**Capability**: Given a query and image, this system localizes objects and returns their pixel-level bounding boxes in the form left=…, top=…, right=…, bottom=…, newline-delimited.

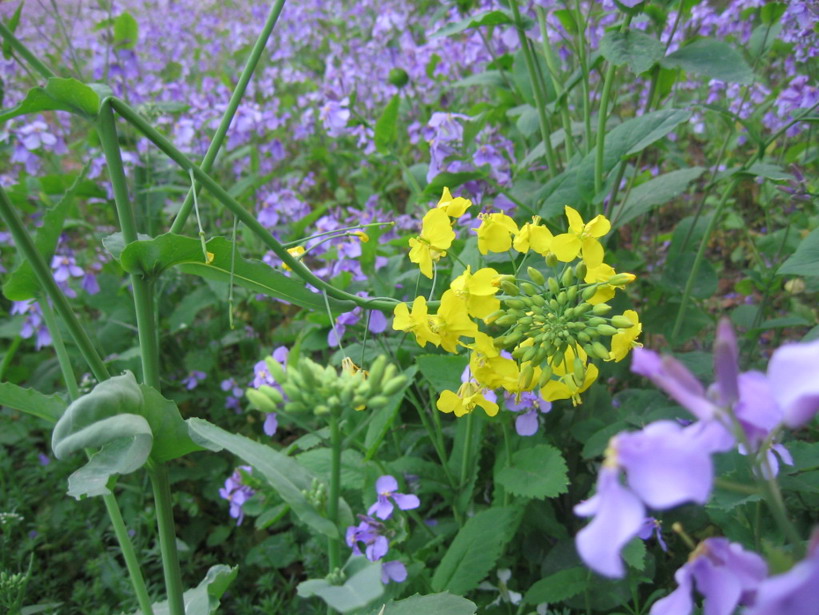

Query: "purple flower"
left=381, top=560, right=407, bottom=584
left=252, top=346, right=289, bottom=389
left=319, top=98, right=351, bottom=137
left=346, top=516, right=389, bottom=561
left=505, top=391, right=552, bottom=436
left=766, top=337, right=819, bottom=429
left=367, top=475, right=420, bottom=520
left=638, top=517, right=668, bottom=552
left=218, top=466, right=255, bottom=526
left=649, top=538, right=767, bottom=615
left=181, top=370, right=206, bottom=390
left=575, top=421, right=731, bottom=578
left=263, top=413, right=278, bottom=437
left=745, top=531, right=819, bottom=615
left=51, top=254, right=84, bottom=283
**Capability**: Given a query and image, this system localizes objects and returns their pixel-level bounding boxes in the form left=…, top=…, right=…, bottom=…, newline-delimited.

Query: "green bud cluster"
left=245, top=354, right=407, bottom=416
left=490, top=262, right=635, bottom=370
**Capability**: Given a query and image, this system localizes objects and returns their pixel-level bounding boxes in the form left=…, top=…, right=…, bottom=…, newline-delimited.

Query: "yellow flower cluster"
left=395, top=190, right=642, bottom=417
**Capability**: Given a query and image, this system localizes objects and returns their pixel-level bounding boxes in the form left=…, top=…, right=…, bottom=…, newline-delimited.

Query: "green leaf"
left=417, top=354, right=469, bottom=393
left=119, top=233, right=354, bottom=313
left=779, top=228, right=819, bottom=277
left=67, top=435, right=150, bottom=499
left=375, top=94, right=400, bottom=153
left=2, top=2, right=24, bottom=60
left=600, top=29, right=664, bottom=74
left=138, top=384, right=203, bottom=463
left=524, top=567, right=590, bottom=604
left=576, top=109, right=691, bottom=202
left=134, top=565, right=238, bottom=615
left=432, top=10, right=514, bottom=38
left=612, top=167, right=705, bottom=229
left=364, top=366, right=417, bottom=459
left=662, top=38, right=753, bottom=84
left=742, top=162, right=793, bottom=181
left=187, top=418, right=339, bottom=538
left=368, top=593, right=477, bottom=615
left=432, top=506, right=522, bottom=594
left=0, top=77, right=101, bottom=123
left=0, top=382, right=65, bottom=424
left=552, top=9, right=578, bottom=35
left=451, top=71, right=507, bottom=89
left=113, top=12, right=138, bottom=49
left=495, top=445, right=569, bottom=499
left=422, top=171, right=487, bottom=197
left=297, top=448, right=364, bottom=491
left=3, top=191, right=75, bottom=301
left=621, top=537, right=646, bottom=571
left=297, top=556, right=383, bottom=613
left=760, top=2, right=787, bottom=26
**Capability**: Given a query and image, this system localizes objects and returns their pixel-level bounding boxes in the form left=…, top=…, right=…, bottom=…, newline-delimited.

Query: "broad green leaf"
left=621, top=537, right=646, bottom=571
left=297, top=448, right=364, bottom=491
left=661, top=38, right=753, bottom=84
left=662, top=252, right=718, bottom=299
left=600, top=29, right=664, bottom=74
left=576, top=109, right=691, bottom=201
left=495, top=444, right=569, bottom=499
left=536, top=169, right=580, bottom=219
left=779, top=228, right=819, bottom=277
left=432, top=10, right=514, bottom=38
left=133, top=565, right=238, bottom=615
left=417, top=354, right=468, bottom=393
left=67, top=435, right=150, bottom=499
left=452, top=71, right=507, bottom=89
left=119, top=233, right=354, bottom=313
left=139, top=384, right=203, bottom=463
left=187, top=418, right=339, bottom=538
left=3, top=190, right=75, bottom=301
left=612, top=167, right=705, bottom=229
left=423, top=171, right=486, bottom=197
left=297, top=556, right=383, bottom=613
left=524, top=567, right=590, bottom=604
left=375, top=94, right=400, bottom=153
left=0, top=78, right=101, bottom=123
left=760, top=2, right=787, bottom=26
left=0, top=382, right=65, bottom=423
left=168, top=285, right=218, bottom=332
left=113, top=12, right=138, bottom=49
left=368, top=593, right=477, bottom=615
left=742, top=162, right=793, bottom=181
left=432, top=506, right=522, bottom=594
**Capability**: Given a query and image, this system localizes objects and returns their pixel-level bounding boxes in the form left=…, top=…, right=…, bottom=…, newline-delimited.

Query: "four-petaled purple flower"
left=367, top=475, right=420, bottom=520
left=218, top=466, right=255, bottom=526
left=181, top=370, right=207, bottom=390
left=504, top=391, right=552, bottom=436
left=345, top=515, right=389, bottom=561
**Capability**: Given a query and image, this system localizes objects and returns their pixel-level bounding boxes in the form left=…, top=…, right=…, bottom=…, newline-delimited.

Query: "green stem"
left=148, top=465, right=185, bottom=615
left=327, top=410, right=342, bottom=575
left=574, top=0, right=593, bottom=155
left=37, top=297, right=80, bottom=401
left=670, top=178, right=739, bottom=343
left=0, top=20, right=56, bottom=79
left=509, top=0, right=558, bottom=178
left=536, top=6, right=574, bottom=160
left=594, top=13, right=633, bottom=201
left=459, top=412, right=475, bottom=488
left=109, top=97, right=399, bottom=312
left=0, top=336, right=22, bottom=382
left=102, top=486, right=156, bottom=615
left=170, top=0, right=287, bottom=233
left=0, top=186, right=109, bottom=382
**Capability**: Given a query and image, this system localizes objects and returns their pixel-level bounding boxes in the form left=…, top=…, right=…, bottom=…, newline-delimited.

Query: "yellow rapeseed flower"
left=392, top=296, right=440, bottom=348
left=467, top=332, right=519, bottom=391
left=283, top=245, right=306, bottom=271
left=609, top=310, right=642, bottom=362
left=408, top=208, right=455, bottom=278
left=474, top=212, right=519, bottom=255
left=551, top=206, right=610, bottom=268
left=540, top=346, right=598, bottom=406
left=432, top=290, right=479, bottom=353
left=450, top=266, right=501, bottom=320
left=437, top=381, right=499, bottom=417
left=436, top=187, right=472, bottom=218
left=513, top=216, right=554, bottom=256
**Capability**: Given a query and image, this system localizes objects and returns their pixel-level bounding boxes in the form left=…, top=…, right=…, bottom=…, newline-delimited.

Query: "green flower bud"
left=485, top=309, right=505, bottom=323
left=246, top=388, right=278, bottom=413
left=581, top=286, right=597, bottom=300
left=265, top=357, right=287, bottom=382
left=281, top=382, right=302, bottom=401
left=368, top=395, right=390, bottom=409
left=284, top=401, right=307, bottom=413
left=388, top=67, right=409, bottom=87
left=610, top=315, right=635, bottom=329
left=545, top=253, right=559, bottom=267
left=567, top=285, right=578, bottom=303
left=367, top=355, right=388, bottom=389
left=596, top=324, right=619, bottom=336
left=557, top=290, right=568, bottom=305
left=592, top=303, right=612, bottom=315
left=527, top=266, right=546, bottom=285
left=258, top=384, right=284, bottom=405
left=547, top=277, right=560, bottom=296
left=591, top=341, right=611, bottom=360
left=608, top=273, right=636, bottom=286
left=538, top=365, right=554, bottom=388
left=519, top=363, right=535, bottom=390
left=501, top=280, right=520, bottom=295
left=575, top=302, right=593, bottom=315
left=574, top=262, right=587, bottom=280
left=561, top=267, right=575, bottom=287
left=549, top=299, right=560, bottom=311
left=382, top=375, right=408, bottom=396
left=521, top=282, right=539, bottom=296
left=504, top=298, right=527, bottom=310
left=530, top=295, right=546, bottom=307
left=494, top=314, right=518, bottom=327
left=314, top=404, right=330, bottom=415
left=577, top=331, right=591, bottom=343
left=588, top=317, right=607, bottom=327
left=573, top=357, right=585, bottom=384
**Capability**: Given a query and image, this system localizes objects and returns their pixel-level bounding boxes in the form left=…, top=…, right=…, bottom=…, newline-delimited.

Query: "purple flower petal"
left=263, top=413, right=278, bottom=436
left=767, top=338, right=819, bottom=428
left=368, top=496, right=395, bottom=520
left=574, top=467, right=645, bottom=578
left=713, top=318, right=740, bottom=406
left=650, top=566, right=694, bottom=615
left=392, top=493, right=420, bottom=511
left=381, top=560, right=407, bottom=584
left=515, top=410, right=539, bottom=436
left=375, top=475, right=398, bottom=494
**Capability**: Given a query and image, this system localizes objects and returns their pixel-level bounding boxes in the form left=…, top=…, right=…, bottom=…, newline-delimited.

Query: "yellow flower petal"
left=551, top=233, right=581, bottom=262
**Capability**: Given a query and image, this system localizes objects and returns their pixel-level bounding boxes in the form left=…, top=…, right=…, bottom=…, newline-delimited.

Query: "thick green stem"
left=148, top=466, right=186, bottom=615
left=509, top=0, right=558, bottom=178
left=536, top=6, right=574, bottom=160
left=0, top=186, right=109, bottom=382
left=0, top=20, right=56, bottom=79
left=0, top=336, right=22, bottom=382
left=574, top=0, right=593, bottom=155
left=109, top=97, right=396, bottom=312
left=327, top=411, right=342, bottom=575
left=593, top=13, right=633, bottom=201
left=459, top=411, right=475, bottom=488
left=170, top=0, right=287, bottom=233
